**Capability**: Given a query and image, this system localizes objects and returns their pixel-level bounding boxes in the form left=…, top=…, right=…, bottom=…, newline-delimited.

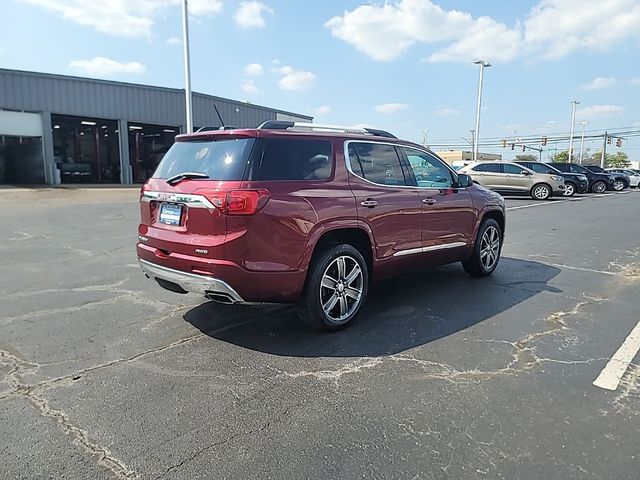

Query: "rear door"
left=346, top=141, right=422, bottom=259
left=401, top=147, right=475, bottom=251
left=468, top=162, right=502, bottom=189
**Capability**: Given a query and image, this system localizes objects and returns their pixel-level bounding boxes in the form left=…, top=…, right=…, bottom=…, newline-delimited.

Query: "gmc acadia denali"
left=138, top=122, right=506, bottom=330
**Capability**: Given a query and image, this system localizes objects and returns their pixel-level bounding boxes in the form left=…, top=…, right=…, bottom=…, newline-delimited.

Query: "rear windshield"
left=152, top=138, right=255, bottom=180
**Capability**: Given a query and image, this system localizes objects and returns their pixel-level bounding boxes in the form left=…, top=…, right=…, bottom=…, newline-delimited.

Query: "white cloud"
left=374, top=103, right=409, bottom=114
left=18, top=0, right=221, bottom=38
left=234, top=1, right=273, bottom=29
left=166, top=36, right=181, bottom=45
left=69, top=57, right=146, bottom=77
left=313, top=106, right=331, bottom=116
left=326, top=0, right=640, bottom=63
left=576, top=104, right=625, bottom=120
left=630, top=78, right=640, bottom=86
left=434, top=107, right=460, bottom=117
left=581, top=77, right=617, bottom=90
left=244, top=63, right=264, bottom=76
left=242, top=79, right=259, bottom=94
left=273, top=66, right=316, bottom=91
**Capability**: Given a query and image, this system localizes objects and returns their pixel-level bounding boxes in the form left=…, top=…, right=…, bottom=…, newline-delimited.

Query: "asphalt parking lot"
left=1, top=188, right=639, bottom=480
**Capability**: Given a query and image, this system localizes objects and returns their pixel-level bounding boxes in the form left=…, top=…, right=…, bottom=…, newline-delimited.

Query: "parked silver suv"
left=459, top=162, right=565, bottom=200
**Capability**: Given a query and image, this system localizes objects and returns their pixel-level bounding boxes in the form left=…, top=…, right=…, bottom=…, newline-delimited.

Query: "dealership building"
left=0, top=68, right=312, bottom=185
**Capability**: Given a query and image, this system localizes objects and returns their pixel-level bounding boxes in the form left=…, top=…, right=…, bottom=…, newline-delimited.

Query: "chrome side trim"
left=141, top=191, right=215, bottom=210
left=393, top=241, right=467, bottom=257
left=139, top=259, right=245, bottom=302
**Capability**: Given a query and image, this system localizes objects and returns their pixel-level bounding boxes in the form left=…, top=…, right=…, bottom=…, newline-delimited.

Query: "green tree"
left=549, top=150, right=569, bottom=163
left=606, top=151, right=630, bottom=168
left=514, top=154, right=537, bottom=162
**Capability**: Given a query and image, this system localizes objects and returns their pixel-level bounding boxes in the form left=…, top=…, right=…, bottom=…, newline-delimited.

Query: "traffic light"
left=522, top=145, right=526, bottom=152
left=607, top=136, right=612, bottom=145
left=616, top=138, right=622, bottom=147
left=541, top=136, right=547, bottom=146
left=502, top=139, right=507, bottom=148
left=511, top=143, right=514, bottom=150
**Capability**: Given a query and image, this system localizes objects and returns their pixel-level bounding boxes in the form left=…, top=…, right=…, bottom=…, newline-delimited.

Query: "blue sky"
left=2, top=0, right=640, bottom=160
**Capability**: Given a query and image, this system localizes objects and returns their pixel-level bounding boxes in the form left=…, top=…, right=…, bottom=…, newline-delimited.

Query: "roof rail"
left=257, top=121, right=397, bottom=138
left=195, top=125, right=239, bottom=132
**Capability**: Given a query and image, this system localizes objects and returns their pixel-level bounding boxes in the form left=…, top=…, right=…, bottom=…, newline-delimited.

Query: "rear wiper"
left=166, top=172, right=209, bottom=185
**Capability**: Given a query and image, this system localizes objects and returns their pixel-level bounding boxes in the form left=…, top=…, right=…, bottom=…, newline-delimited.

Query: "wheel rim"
left=594, top=182, right=605, bottom=193
left=480, top=226, right=501, bottom=271
left=563, top=184, right=575, bottom=196
left=614, top=181, right=624, bottom=191
left=533, top=185, right=549, bottom=199
left=320, top=255, right=364, bottom=323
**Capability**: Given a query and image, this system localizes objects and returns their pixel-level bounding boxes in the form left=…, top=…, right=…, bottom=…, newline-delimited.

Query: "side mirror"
left=521, top=170, right=533, bottom=176
left=455, top=173, right=473, bottom=188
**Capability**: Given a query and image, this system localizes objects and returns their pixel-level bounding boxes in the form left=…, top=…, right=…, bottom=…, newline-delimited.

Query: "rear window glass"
left=152, top=138, right=255, bottom=180
left=472, top=163, right=501, bottom=173
left=252, top=138, right=332, bottom=181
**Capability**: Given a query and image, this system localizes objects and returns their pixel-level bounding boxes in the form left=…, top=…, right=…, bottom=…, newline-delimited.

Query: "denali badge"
left=195, top=249, right=208, bottom=254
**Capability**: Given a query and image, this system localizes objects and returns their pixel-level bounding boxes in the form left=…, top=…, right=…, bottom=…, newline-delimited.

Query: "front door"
left=401, top=147, right=475, bottom=254
left=501, top=163, right=531, bottom=193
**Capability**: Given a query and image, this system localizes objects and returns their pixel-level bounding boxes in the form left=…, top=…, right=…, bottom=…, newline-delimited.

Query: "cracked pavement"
left=1, top=189, right=639, bottom=479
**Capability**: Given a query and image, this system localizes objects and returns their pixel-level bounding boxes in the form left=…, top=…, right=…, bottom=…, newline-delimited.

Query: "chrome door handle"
left=422, top=198, right=437, bottom=205
left=360, top=199, right=378, bottom=208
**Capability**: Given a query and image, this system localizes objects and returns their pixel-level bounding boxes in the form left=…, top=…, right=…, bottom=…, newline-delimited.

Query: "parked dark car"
left=548, top=163, right=616, bottom=193
left=137, top=122, right=506, bottom=330
left=583, top=165, right=629, bottom=191
left=515, top=161, right=588, bottom=196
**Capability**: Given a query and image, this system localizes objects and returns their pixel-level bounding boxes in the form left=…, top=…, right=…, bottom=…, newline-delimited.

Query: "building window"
left=128, top=123, right=179, bottom=183
left=52, top=114, right=121, bottom=184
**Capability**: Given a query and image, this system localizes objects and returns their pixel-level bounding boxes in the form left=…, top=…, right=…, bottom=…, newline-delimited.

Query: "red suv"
left=138, top=122, right=505, bottom=330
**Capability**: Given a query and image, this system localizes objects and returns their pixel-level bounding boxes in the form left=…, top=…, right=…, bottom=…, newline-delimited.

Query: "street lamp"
left=421, top=129, right=429, bottom=148
left=181, top=0, right=193, bottom=133
left=578, top=120, right=589, bottom=164
left=473, top=60, right=491, bottom=162
left=568, top=100, right=580, bottom=162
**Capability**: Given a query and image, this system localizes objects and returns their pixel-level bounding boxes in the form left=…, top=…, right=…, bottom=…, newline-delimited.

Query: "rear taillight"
left=200, top=189, right=270, bottom=216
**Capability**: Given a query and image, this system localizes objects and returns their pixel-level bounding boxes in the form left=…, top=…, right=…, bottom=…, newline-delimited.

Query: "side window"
left=402, top=148, right=452, bottom=188
left=253, top=138, right=332, bottom=181
left=568, top=164, right=583, bottom=174
left=351, top=142, right=408, bottom=186
left=526, top=163, right=549, bottom=174
left=503, top=164, right=526, bottom=174
left=472, top=163, right=501, bottom=173
left=553, top=163, right=568, bottom=172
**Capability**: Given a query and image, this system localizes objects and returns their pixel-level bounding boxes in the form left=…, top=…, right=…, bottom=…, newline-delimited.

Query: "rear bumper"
left=137, top=243, right=305, bottom=303
left=139, top=259, right=247, bottom=304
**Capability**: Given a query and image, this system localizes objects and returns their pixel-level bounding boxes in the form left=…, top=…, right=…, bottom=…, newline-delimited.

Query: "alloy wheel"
left=320, top=255, right=364, bottom=324
left=613, top=180, right=624, bottom=191
left=593, top=182, right=606, bottom=193
left=480, top=226, right=500, bottom=271
left=533, top=185, right=550, bottom=200
left=563, top=183, right=575, bottom=196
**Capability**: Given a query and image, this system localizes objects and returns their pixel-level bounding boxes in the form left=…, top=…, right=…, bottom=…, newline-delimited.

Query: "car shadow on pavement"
left=183, top=257, right=561, bottom=357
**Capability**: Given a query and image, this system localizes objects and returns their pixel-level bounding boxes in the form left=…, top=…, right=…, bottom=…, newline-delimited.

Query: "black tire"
left=563, top=181, right=576, bottom=197
left=462, top=219, right=502, bottom=277
left=530, top=183, right=551, bottom=200
left=296, top=244, right=369, bottom=331
left=591, top=180, right=606, bottom=193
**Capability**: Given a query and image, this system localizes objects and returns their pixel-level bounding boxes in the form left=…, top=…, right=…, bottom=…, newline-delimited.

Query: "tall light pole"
left=578, top=120, right=589, bottom=164
left=421, top=129, right=429, bottom=148
left=181, top=0, right=193, bottom=133
left=473, top=60, right=491, bottom=162
left=568, top=100, right=579, bottom=162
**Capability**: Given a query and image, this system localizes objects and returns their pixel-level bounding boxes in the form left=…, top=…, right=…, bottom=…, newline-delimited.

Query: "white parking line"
left=593, top=319, right=640, bottom=391
left=507, top=201, right=566, bottom=211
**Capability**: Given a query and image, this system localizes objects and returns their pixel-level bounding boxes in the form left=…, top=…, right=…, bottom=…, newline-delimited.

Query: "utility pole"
left=568, top=100, right=579, bottom=162
left=421, top=129, right=429, bottom=148
left=181, top=0, right=193, bottom=133
left=578, top=120, right=589, bottom=164
left=473, top=60, right=491, bottom=162
left=600, top=132, right=607, bottom=168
